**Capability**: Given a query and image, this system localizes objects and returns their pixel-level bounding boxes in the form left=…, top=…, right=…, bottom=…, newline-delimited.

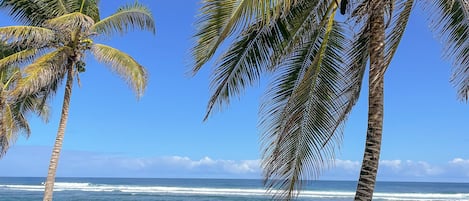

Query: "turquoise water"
left=1, top=177, right=468, bottom=200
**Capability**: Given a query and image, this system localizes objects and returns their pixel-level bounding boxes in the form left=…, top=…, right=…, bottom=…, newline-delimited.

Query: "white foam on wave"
left=0, top=184, right=44, bottom=192
left=53, top=182, right=92, bottom=188
left=1, top=182, right=469, bottom=200
left=373, top=192, right=469, bottom=201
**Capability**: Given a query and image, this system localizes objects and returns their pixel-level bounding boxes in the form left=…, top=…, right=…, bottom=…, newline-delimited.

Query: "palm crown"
left=191, top=0, right=469, bottom=200
left=0, top=1, right=155, bottom=200
left=0, top=0, right=155, bottom=99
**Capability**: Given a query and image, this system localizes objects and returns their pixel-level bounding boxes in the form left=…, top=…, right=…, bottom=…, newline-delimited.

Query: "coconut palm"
left=191, top=0, right=469, bottom=200
left=0, top=43, right=50, bottom=158
left=0, top=1, right=155, bottom=200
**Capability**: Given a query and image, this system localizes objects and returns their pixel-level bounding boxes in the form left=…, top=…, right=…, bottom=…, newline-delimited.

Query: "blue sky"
left=0, top=1, right=468, bottom=182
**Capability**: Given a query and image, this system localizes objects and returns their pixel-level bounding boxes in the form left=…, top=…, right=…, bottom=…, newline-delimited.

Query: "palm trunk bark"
left=354, top=0, right=385, bottom=200
left=43, top=66, right=74, bottom=201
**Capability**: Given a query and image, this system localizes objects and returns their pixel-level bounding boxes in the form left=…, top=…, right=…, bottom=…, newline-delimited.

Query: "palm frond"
left=338, top=21, right=370, bottom=137
left=40, top=0, right=71, bottom=17
left=0, top=0, right=51, bottom=25
left=0, top=101, right=15, bottom=158
left=0, top=48, right=38, bottom=70
left=259, top=0, right=341, bottom=147
left=9, top=68, right=51, bottom=123
left=202, top=16, right=289, bottom=120
left=423, top=0, right=469, bottom=101
left=13, top=89, right=51, bottom=123
left=270, top=0, right=335, bottom=70
left=198, top=0, right=336, bottom=120
left=260, top=9, right=351, bottom=200
left=77, top=0, right=101, bottom=22
left=384, top=0, right=414, bottom=69
left=91, top=2, right=155, bottom=37
left=0, top=26, right=56, bottom=48
left=90, top=44, right=147, bottom=98
left=0, top=67, right=25, bottom=157
left=13, top=47, right=72, bottom=98
left=44, top=12, right=95, bottom=32
left=191, top=0, right=298, bottom=75
left=11, top=110, right=31, bottom=136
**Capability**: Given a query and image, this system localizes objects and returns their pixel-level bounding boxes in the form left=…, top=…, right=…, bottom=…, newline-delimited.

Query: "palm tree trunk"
left=354, top=0, right=385, bottom=200
left=43, top=66, right=74, bottom=201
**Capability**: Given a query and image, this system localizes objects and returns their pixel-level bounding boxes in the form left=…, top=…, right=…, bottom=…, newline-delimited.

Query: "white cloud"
left=160, top=156, right=260, bottom=174
left=380, top=160, right=402, bottom=171
left=334, top=159, right=360, bottom=171
left=1, top=146, right=468, bottom=182
left=326, top=158, right=468, bottom=182
left=449, top=158, right=469, bottom=177
left=450, top=158, right=469, bottom=165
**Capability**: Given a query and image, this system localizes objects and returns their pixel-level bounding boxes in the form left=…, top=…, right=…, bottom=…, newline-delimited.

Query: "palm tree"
left=351, top=0, right=385, bottom=199
left=191, top=0, right=469, bottom=200
left=0, top=1, right=155, bottom=200
left=0, top=43, right=50, bottom=158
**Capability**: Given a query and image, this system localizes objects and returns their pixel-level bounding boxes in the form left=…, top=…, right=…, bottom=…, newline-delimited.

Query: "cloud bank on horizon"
left=1, top=146, right=468, bottom=182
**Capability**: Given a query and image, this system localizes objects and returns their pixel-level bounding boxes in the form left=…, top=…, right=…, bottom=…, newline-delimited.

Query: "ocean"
left=0, top=177, right=468, bottom=201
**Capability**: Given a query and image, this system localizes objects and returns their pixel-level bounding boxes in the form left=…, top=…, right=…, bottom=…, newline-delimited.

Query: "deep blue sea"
left=0, top=177, right=468, bottom=201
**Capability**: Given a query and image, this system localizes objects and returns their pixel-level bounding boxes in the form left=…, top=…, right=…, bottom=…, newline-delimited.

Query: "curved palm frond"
left=334, top=22, right=370, bottom=147
left=0, top=26, right=56, bottom=48
left=40, top=0, right=71, bottom=17
left=74, top=0, right=100, bottom=22
left=0, top=48, right=38, bottom=70
left=260, top=9, right=351, bottom=200
left=0, top=66, right=49, bottom=158
left=423, top=0, right=469, bottom=101
left=269, top=0, right=333, bottom=70
left=90, top=44, right=147, bottom=98
left=0, top=101, right=15, bottom=157
left=44, top=12, right=95, bottom=32
left=13, top=47, right=72, bottom=98
left=0, top=0, right=51, bottom=25
left=198, top=0, right=336, bottom=120
left=7, top=65, right=51, bottom=122
left=191, top=0, right=298, bottom=75
left=75, top=0, right=101, bottom=22
left=259, top=1, right=338, bottom=138
left=384, top=0, right=414, bottom=69
left=91, top=2, right=155, bottom=37
left=14, top=90, right=51, bottom=123
left=202, top=17, right=287, bottom=120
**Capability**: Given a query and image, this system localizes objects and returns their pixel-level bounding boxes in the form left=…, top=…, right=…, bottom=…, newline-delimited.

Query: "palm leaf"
left=191, top=0, right=299, bottom=74
left=44, top=12, right=95, bottom=32
left=260, top=9, right=351, bottom=200
left=19, top=92, right=51, bottom=122
left=0, top=66, right=38, bottom=158
left=90, top=44, right=147, bottom=98
left=0, top=48, right=38, bottom=70
left=199, top=0, right=336, bottom=120
left=269, top=0, right=333, bottom=70
left=0, top=26, right=56, bottom=48
left=74, top=0, right=100, bottom=22
left=13, top=47, right=72, bottom=98
left=202, top=17, right=289, bottom=120
left=0, top=101, right=15, bottom=157
left=336, top=21, right=369, bottom=140
left=259, top=0, right=342, bottom=154
left=9, top=66, right=51, bottom=122
left=91, top=2, right=155, bottom=37
left=40, top=0, right=71, bottom=17
left=0, top=0, right=52, bottom=25
left=384, top=0, right=414, bottom=69
left=423, top=0, right=469, bottom=101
